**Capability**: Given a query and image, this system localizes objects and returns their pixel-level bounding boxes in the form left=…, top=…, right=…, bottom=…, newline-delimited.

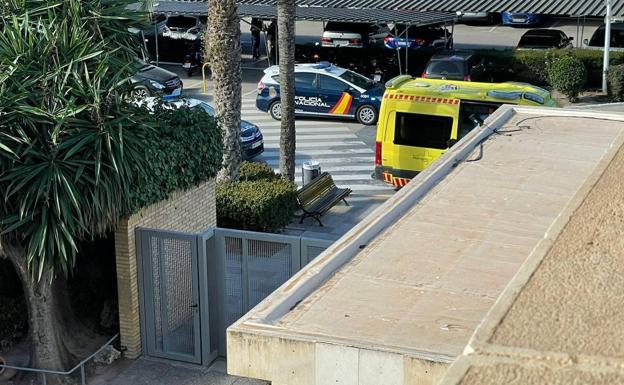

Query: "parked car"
left=143, top=98, right=264, bottom=160
left=257, top=62, right=385, bottom=125
left=517, top=29, right=573, bottom=49
left=422, top=50, right=493, bottom=82
left=131, top=60, right=183, bottom=99
left=321, top=22, right=390, bottom=48
left=162, top=15, right=205, bottom=40
left=502, top=12, right=543, bottom=26
left=390, top=25, right=453, bottom=50
left=584, top=22, right=624, bottom=50
left=456, top=11, right=498, bottom=25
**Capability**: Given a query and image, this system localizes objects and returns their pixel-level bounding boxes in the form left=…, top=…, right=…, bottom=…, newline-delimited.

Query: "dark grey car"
left=131, top=60, right=183, bottom=99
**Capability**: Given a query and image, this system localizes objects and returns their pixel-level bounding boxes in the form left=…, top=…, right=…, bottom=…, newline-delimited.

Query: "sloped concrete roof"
left=438, top=109, right=624, bottom=385
left=227, top=106, right=624, bottom=385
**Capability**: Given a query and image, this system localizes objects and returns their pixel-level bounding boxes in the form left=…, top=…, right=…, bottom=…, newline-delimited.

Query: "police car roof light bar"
left=312, top=61, right=333, bottom=70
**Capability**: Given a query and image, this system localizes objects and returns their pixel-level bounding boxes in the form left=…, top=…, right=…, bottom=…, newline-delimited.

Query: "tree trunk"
left=277, top=0, right=297, bottom=182
left=4, top=242, right=76, bottom=385
left=206, top=0, right=242, bottom=182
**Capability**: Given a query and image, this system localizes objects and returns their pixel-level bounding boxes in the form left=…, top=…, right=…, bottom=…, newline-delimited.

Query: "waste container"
left=302, top=161, right=321, bottom=186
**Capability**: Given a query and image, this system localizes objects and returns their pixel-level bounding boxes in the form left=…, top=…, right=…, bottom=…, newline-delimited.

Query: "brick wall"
left=115, top=179, right=216, bottom=358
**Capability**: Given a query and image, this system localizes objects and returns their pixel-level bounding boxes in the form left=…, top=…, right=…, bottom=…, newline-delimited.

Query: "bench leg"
left=314, top=215, right=324, bottom=227
left=300, top=213, right=307, bottom=224
left=343, top=198, right=350, bottom=207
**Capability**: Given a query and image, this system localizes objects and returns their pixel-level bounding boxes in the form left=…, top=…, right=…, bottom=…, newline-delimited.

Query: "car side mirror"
left=583, top=38, right=589, bottom=45
left=373, top=74, right=382, bottom=82
left=569, top=36, right=574, bottom=41
left=447, top=138, right=458, bottom=148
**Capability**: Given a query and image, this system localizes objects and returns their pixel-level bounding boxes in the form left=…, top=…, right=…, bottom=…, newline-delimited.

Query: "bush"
left=126, top=105, right=223, bottom=214
left=479, top=49, right=624, bottom=88
left=608, top=64, right=624, bottom=101
left=217, top=177, right=298, bottom=232
left=547, top=54, right=587, bottom=102
left=239, top=161, right=279, bottom=182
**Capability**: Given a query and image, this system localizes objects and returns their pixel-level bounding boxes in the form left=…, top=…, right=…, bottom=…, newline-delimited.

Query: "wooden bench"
left=297, top=172, right=352, bottom=226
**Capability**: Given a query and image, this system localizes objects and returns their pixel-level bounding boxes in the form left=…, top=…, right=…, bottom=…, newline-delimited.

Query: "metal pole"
left=80, top=364, right=86, bottom=385
left=576, top=16, right=581, bottom=48
left=154, top=22, right=159, bottom=66
left=406, top=24, right=409, bottom=74
left=603, top=0, right=612, bottom=93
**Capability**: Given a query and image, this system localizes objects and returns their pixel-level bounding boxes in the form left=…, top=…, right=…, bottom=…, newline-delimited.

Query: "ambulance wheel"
left=269, top=101, right=282, bottom=120
left=356, top=105, right=378, bottom=125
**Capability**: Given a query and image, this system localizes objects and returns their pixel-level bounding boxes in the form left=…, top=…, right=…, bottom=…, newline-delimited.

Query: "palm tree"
left=277, top=0, right=297, bottom=182
left=0, top=0, right=150, bottom=379
left=206, top=0, right=242, bottom=182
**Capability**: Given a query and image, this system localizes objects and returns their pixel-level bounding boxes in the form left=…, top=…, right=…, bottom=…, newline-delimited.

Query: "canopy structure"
left=153, top=1, right=456, bottom=26
left=238, top=0, right=624, bottom=17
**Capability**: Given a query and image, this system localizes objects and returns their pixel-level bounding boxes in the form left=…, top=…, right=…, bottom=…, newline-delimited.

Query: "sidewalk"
left=92, top=358, right=267, bottom=385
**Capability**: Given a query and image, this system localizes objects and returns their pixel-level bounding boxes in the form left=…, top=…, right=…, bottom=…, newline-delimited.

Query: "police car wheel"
left=269, top=101, right=282, bottom=120
left=357, top=105, right=377, bottom=125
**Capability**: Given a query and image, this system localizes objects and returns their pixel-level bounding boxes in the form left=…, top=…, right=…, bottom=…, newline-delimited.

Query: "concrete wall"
left=227, top=331, right=448, bottom=385
left=115, top=180, right=217, bottom=358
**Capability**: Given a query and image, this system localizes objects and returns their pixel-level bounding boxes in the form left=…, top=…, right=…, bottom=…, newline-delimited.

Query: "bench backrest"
left=297, top=172, right=336, bottom=211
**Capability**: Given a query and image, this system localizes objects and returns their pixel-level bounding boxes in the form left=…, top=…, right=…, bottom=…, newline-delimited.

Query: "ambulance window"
left=394, top=112, right=453, bottom=150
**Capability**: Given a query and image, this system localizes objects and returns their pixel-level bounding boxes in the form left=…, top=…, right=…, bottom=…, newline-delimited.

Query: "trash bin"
left=302, top=161, right=321, bottom=186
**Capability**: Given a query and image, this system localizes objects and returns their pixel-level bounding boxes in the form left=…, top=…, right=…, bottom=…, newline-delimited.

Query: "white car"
left=321, top=22, right=390, bottom=48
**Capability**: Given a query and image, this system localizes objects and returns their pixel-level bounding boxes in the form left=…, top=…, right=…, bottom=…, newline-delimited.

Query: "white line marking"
left=263, top=141, right=367, bottom=149
left=261, top=148, right=374, bottom=157
left=261, top=134, right=358, bottom=141
left=263, top=156, right=374, bottom=165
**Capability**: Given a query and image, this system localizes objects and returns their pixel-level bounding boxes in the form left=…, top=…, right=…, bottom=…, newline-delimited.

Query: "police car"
left=256, top=62, right=385, bottom=125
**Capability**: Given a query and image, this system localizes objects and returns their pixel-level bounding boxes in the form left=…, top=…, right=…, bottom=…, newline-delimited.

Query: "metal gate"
left=138, top=227, right=334, bottom=361
left=137, top=229, right=202, bottom=364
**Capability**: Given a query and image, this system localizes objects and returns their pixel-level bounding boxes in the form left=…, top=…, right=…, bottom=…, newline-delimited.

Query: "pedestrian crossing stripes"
left=241, top=98, right=394, bottom=196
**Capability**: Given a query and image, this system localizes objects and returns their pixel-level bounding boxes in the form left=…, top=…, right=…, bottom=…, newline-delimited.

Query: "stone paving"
left=92, top=358, right=267, bottom=385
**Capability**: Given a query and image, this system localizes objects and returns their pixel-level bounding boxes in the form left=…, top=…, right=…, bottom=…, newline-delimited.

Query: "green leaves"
left=0, top=0, right=152, bottom=281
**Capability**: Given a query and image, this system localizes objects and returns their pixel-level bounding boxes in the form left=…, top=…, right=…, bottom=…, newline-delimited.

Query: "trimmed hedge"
left=216, top=176, right=298, bottom=232
left=127, top=105, right=223, bottom=214
left=608, top=64, right=624, bottom=101
left=548, top=54, right=587, bottom=102
left=239, top=161, right=280, bottom=182
left=479, top=49, right=624, bottom=88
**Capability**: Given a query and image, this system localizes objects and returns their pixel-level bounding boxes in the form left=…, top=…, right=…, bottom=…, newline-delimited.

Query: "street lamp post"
left=603, top=0, right=612, bottom=93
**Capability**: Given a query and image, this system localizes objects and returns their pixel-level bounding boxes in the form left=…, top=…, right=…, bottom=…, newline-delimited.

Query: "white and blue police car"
left=256, top=62, right=385, bottom=126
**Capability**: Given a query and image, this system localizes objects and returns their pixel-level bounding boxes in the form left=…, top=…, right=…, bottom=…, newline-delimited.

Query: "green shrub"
left=217, top=178, right=298, bottom=232
left=126, top=105, right=223, bottom=214
left=239, top=161, right=279, bottom=182
left=478, top=49, right=624, bottom=88
left=547, top=54, right=587, bottom=102
left=608, top=64, right=624, bottom=102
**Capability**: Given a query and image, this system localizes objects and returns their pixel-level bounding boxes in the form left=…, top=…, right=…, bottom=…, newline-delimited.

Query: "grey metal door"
left=139, top=229, right=202, bottom=364
left=213, top=228, right=301, bottom=355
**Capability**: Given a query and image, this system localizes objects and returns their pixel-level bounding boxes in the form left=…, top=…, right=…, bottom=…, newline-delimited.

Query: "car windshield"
left=339, top=70, right=375, bottom=90
left=325, top=22, right=366, bottom=32
left=519, top=35, right=560, bottom=47
left=589, top=25, right=624, bottom=47
left=426, top=60, right=464, bottom=76
left=167, top=16, right=197, bottom=29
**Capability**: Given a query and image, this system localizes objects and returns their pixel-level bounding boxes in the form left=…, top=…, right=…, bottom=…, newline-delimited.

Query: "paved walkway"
left=92, top=358, right=267, bottom=385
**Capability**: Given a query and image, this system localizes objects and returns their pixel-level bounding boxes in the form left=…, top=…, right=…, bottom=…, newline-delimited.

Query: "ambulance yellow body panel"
left=374, top=76, right=557, bottom=187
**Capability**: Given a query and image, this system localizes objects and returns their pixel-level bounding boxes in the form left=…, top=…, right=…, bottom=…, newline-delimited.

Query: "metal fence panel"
left=138, top=229, right=202, bottom=364
left=301, top=237, right=334, bottom=266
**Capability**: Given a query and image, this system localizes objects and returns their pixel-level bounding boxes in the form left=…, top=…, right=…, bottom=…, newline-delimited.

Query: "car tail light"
left=321, top=37, right=332, bottom=43
left=375, top=141, right=382, bottom=166
left=421, top=72, right=427, bottom=78
left=414, top=38, right=426, bottom=46
left=257, top=80, right=266, bottom=94
left=464, top=75, right=471, bottom=81
left=350, top=38, right=361, bottom=45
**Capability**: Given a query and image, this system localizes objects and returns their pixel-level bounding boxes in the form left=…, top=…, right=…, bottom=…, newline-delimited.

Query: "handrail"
left=0, top=333, right=119, bottom=385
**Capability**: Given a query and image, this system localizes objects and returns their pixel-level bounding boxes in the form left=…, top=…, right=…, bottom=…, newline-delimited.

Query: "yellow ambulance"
left=374, top=76, right=557, bottom=187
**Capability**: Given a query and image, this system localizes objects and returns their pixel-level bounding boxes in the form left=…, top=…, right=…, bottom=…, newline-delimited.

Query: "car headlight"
left=150, top=80, right=165, bottom=90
